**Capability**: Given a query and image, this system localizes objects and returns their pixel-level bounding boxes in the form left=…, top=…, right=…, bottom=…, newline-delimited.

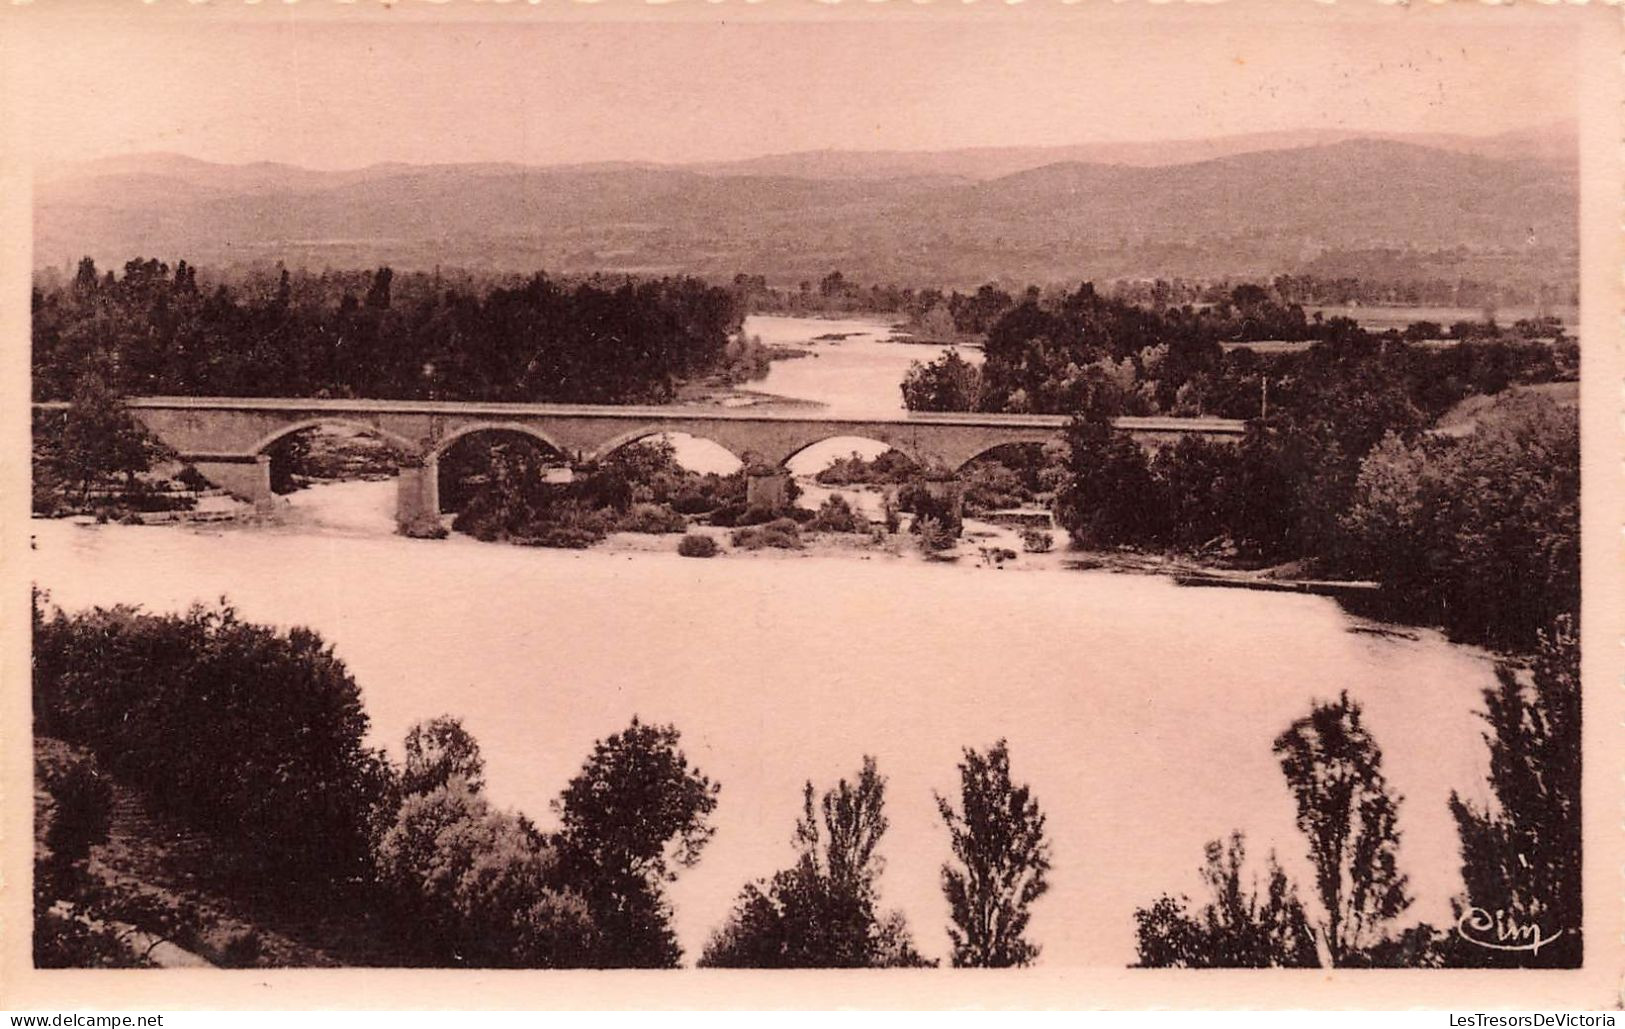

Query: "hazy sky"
left=9, top=4, right=1581, bottom=169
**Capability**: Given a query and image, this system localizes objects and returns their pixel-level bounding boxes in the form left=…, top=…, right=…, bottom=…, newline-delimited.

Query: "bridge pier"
left=193, top=455, right=276, bottom=514
left=745, top=464, right=791, bottom=513
left=396, top=456, right=443, bottom=537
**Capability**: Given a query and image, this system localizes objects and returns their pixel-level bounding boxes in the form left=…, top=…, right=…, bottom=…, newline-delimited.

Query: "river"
left=30, top=314, right=1499, bottom=968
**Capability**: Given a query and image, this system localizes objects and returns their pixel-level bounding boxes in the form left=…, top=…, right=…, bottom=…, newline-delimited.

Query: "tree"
left=1342, top=393, right=1578, bottom=650
left=900, top=349, right=983, bottom=412
left=1053, top=413, right=1157, bottom=548
left=376, top=777, right=599, bottom=967
left=554, top=717, right=719, bottom=967
left=50, top=376, right=165, bottom=503
left=32, top=598, right=390, bottom=888
left=401, top=716, right=486, bottom=797
left=1273, top=693, right=1411, bottom=965
left=1447, top=616, right=1581, bottom=967
left=1134, top=833, right=1317, bottom=968
left=701, top=757, right=932, bottom=968
left=935, top=740, right=1051, bottom=967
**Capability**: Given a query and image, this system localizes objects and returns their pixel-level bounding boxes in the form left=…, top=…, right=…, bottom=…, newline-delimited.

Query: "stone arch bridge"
left=62, top=397, right=1246, bottom=535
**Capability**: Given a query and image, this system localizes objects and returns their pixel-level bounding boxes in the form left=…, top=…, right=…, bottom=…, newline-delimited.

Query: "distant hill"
left=690, top=122, right=1578, bottom=181
left=34, top=124, right=1577, bottom=288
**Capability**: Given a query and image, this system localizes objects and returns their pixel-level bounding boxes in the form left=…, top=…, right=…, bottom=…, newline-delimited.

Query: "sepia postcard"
left=1, top=0, right=1621, bottom=1011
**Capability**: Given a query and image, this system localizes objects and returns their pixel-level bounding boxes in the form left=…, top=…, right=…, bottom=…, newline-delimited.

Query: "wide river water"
left=31, top=315, right=1498, bottom=967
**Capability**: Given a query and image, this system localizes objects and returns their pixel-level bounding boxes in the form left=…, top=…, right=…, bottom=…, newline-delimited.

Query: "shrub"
left=960, top=461, right=1031, bottom=514
left=217, top=930, right=264, bottom=969
left=730, top=522, right=803, bottom=550
left=518, top=525, right=603, bottom=550
left=671, top=492, right=716, bottom=515
left=915, top=516, right=957, bottom=555
left=677, top=533, right=720, bottom=558
left=707, top=503, right=745, bottom=528
left=1021, top=530, right=1054, bottom=553
left=807, top=494, right=864, bottom=534
left=175, top=464, right=211, bottom=492
left=978, top=547, right=1017, bottom=566
left=617, top=503, right=687, bottom=535
left=815, top=450, right=918, bottom=486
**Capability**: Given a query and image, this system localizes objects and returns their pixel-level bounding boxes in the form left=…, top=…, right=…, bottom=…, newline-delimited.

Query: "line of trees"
left=726, top=270, right=1576, bottom=335
left=901, top=283, right=1575, bottom=420
left=32, top=596, right=1054, bottom=969
left=1136, top=618, right=1580, bottom=968
left=900, top=282, right=1579, bottom=654
left=33, top=257, right=745, bottom=404
left=1049, top=383, right=1577, bottom=653
left=35, top=592, right=1577, bottom=970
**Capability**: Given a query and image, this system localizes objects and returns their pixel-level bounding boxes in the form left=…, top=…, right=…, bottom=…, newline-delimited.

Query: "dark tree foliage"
left=32, top=595, right=391, bottom=890
left=1134, top=833, right=1317, bottom=968
left=32, top=376, right=171, bottom=512
left=1138, top=695, right=1428, bottom=968
left=1446, top=617, right=1581, bottom=967
left=900, top=349, right=984, bottom=412
left=700, top=757, right=933, bottom=968
left=1273, top=693, right=1411, bottom=966
left=33, top=746, right=157, bottom=968
left=936, top=740, right=1051, bottom=967
left=401, top=715, right=487, bottom=798
left=375, top=775, right=599, bottom=968
left=554, top=717, right=720, bottom=968
left=1343, top=393, right=1579, bottom=650
left=1052, top=414, right=1160, bottom=549
left=33, top=258, right=743, bottom=405
left=919, top=280, right=1574, bottom=640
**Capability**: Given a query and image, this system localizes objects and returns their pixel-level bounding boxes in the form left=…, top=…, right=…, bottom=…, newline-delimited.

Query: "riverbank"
left=44, top=475, right=1380, bottom=603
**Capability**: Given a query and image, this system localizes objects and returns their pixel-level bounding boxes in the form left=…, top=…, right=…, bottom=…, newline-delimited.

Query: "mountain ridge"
left=34, top=125, right=1578, bottom=289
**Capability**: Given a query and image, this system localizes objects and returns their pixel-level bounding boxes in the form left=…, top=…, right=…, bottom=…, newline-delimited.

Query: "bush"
left=518, top=524, right=604, bottom=550
left=815, top=450, right=918, bottom=487
left=176, top=464, right=211, bottom=492
left=677, top=533, right=720, bottom=558
left=217, top=929, right=264, bottom=969
left=671, top=492, right=716, bottom=515
left=898, top=481, right=963, bottom=537
left=1021, top=530, right=1054, bottom=553
left=730, top=522, right=803, bottom=550
left=807, top=494, right=864, bottom=534
left=707, top=503, right=745, bottom=528
left=961, top=461, right=1032, bottom=514
left=617, top=503, right=687, bottom=535
left=915, top=516, right=957, bottom=555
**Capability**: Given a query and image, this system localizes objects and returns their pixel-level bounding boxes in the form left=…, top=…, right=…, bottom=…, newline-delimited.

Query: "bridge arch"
left=429, top=422, right=570, bottom=463
left=248, top=418, right=423, bottom=461
left=951, top=436, right=1060, bottom=473
left=585, top=427, right=747, bottom=468
left=778, top=435, right=929, bottom=475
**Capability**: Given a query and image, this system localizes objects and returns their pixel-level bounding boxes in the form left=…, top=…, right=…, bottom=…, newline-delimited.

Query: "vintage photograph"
left=4, top=0, right=1615, bottom=1006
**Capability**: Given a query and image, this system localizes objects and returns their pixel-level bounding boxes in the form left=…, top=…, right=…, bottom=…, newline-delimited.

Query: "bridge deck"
left=37, top=396, right=1248, bottom=435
